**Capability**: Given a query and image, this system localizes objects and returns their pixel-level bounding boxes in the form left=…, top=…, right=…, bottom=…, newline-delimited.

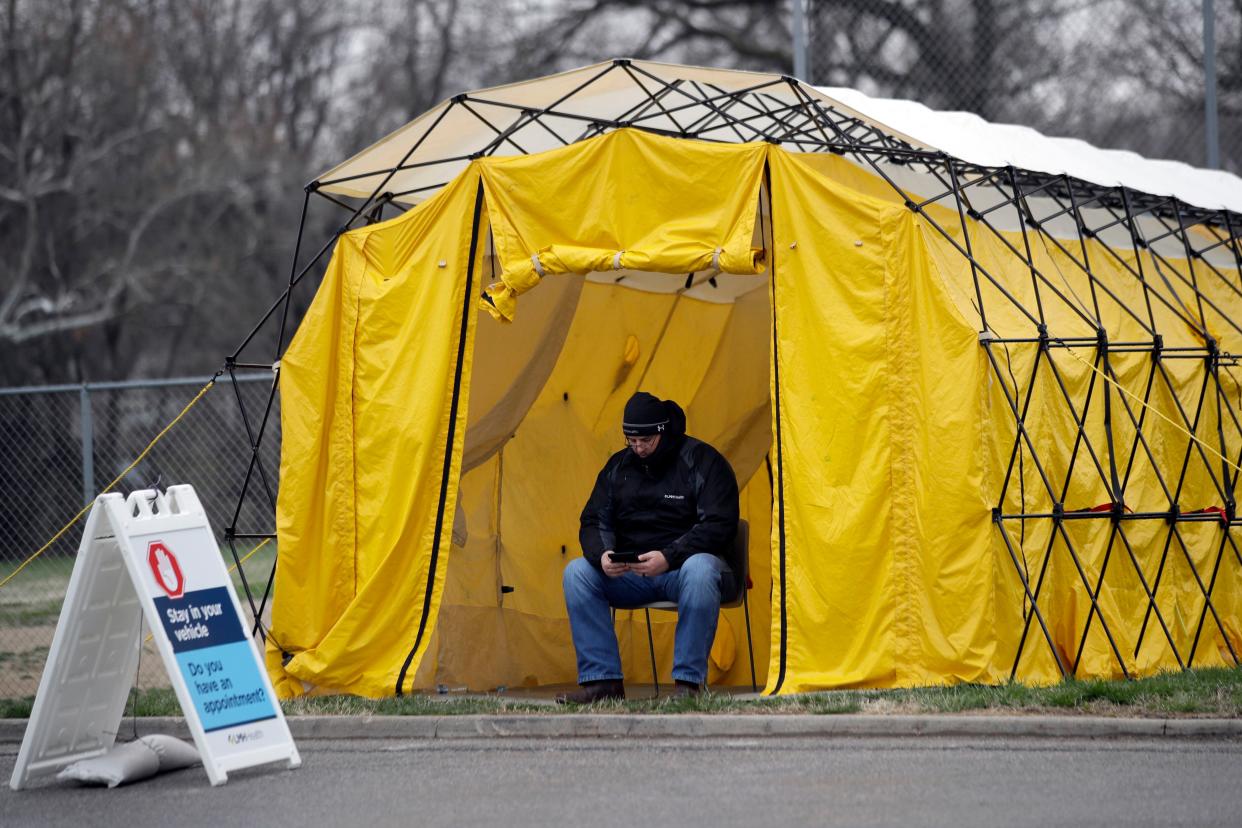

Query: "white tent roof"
left=818, top=86, right=1242, bottom=215
left=318, top=59, right=1242, bottom=216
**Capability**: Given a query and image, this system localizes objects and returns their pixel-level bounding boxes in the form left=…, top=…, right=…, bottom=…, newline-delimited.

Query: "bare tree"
left=493, top=0, right=791, bottom=83
left=0, top=0, right=1235, bottom=386
left=0, top=0, right=351, bottom=384
left=1095, top=0, right=1242, bottom=169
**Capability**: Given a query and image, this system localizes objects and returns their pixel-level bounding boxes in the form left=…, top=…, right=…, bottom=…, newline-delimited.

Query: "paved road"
left=4, top=735, right=1240, bottom=827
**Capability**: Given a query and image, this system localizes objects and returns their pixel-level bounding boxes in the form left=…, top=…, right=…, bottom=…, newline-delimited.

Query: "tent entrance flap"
left=269, top=169, right=487, bottom=699
left=476, top=129, right=769, bottom=322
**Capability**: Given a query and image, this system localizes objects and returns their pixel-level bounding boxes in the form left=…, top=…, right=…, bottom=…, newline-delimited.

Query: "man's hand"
left=601, top=551, right=627, bottom=578
left=631, top=550, right=669, bottom=577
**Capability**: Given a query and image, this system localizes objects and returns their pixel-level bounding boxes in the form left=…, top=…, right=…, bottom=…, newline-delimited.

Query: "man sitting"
left=558, top=391, right=739, bottom=703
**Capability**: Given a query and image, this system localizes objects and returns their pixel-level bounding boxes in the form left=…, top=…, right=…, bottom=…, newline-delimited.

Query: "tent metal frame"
left=216, top=60, right=1242, bottom=693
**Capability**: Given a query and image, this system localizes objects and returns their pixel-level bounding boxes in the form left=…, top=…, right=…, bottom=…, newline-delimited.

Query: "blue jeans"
left=562, top=553, right=732, bottom=685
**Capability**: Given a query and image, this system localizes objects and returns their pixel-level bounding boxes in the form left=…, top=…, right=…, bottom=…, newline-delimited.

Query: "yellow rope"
left=1023, top=217, right=1233, bottom=475
left=1060, top=346, right=1242, bottom=476
left=226, top=537, right=271, bottom=576
left=0, top=378, right=217, bottom=591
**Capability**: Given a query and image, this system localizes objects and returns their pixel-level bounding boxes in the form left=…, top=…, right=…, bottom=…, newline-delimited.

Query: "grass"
left=0, top=687, right=183, bottom=719
left=824, top=672, right=1234, bottom=716
left=11, top=669, right=1237, bottom=720
left=0, top=543, right=275, bottom=594
left=226, top=542, right=276, bottom=608
left=0, top=600, right=63, bottom=626
left=279, top=689, right=865, bottom=717
left=0, top=555, right=76, bottom=623
left=0, top=542, right=275, bottom=703
left=0, top=543, right=275, bottom=623
left=277, top=668, right=1241, bottom=718
left=0, top=554, right=76, bottom=585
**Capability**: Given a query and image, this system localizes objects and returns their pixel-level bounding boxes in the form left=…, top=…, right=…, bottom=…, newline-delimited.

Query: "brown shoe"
left=673, top=680, right=703, bottom=698
left=555, top=679, right=625, bottom=705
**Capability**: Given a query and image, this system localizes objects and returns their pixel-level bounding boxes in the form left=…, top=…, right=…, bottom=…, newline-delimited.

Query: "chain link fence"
left=0, top=375, right=279, bottom=700
left=805, top=0, right=1241, bottom=172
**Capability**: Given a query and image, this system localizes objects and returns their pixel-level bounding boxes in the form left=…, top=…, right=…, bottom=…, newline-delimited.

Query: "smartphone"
left=608, top=551, right=642, bottom=564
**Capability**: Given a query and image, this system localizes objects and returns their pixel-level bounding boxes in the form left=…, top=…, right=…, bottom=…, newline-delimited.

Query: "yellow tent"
left=256, top=62, right=1242, bottom=699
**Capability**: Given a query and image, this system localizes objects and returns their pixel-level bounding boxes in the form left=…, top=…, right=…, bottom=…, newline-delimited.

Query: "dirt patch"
left=0, top=602, right=272, bottom=700
left=0, top=623, right=171, bottom=698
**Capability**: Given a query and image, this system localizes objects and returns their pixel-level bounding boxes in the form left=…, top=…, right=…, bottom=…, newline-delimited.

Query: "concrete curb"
left=3, top=714, right=1240, bottom=744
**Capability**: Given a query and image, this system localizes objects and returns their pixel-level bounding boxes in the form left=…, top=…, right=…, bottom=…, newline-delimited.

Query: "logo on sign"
left=227, top=728, right=265, bottom=745
left=148, top=541, right=185, bottom=599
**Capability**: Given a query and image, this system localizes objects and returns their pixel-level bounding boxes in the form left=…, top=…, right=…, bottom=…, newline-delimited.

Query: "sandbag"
left=56, top=735, right=201, bottom=788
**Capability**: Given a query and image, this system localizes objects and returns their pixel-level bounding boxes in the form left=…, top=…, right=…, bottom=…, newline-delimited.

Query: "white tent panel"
left=817, top=86, right=1242, bottom=214
left=318, top=61, right=801, bottom=202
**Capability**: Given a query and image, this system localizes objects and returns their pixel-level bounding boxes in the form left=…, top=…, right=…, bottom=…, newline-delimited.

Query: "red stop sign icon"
left=147, top=541, right=185, bottom=599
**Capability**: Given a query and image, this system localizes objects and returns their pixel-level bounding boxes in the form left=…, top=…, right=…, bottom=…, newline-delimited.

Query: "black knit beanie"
left=622, top=391, right=669, bottom=436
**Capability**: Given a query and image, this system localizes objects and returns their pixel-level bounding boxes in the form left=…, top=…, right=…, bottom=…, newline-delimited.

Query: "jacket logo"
left=663, top=494, right=685, bottom=500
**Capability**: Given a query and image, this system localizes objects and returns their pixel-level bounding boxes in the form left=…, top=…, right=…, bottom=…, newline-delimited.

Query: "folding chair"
left=632, top=519, right=757, bottom=696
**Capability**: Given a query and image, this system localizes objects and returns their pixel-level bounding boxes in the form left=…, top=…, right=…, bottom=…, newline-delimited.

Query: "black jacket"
left=579, top=409, right=739, bottom=573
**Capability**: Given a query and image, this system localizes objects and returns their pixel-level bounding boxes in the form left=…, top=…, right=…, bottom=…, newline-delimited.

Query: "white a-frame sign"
left=11, top=486, right=300, bottom=789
